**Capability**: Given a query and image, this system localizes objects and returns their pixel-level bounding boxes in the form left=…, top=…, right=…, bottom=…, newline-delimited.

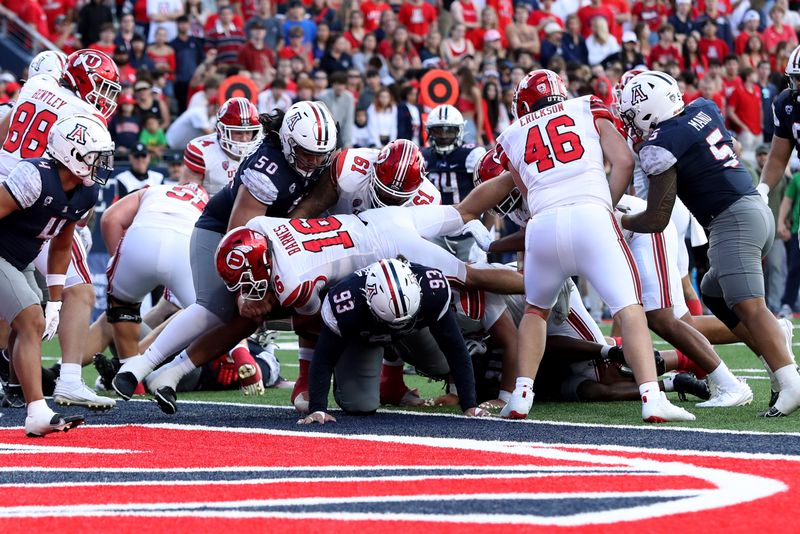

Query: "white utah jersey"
left=130, top=183, right=209, bottom=235
left=496, top=96, right=615, bottom=216
left=0, top=75, right=103, bottom=178
left=330, top=147, right=441, bottom=215
left=183, top=133, right=241, bottom=196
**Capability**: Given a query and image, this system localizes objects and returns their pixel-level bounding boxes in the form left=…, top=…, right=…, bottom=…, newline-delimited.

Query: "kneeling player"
left=298, top=258, right=486, bottom=424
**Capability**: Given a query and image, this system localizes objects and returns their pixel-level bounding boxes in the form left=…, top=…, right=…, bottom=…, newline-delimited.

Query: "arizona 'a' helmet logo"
left=66, top=124, right=88, bottom=145
left=630, top=84, right=648, bottom=105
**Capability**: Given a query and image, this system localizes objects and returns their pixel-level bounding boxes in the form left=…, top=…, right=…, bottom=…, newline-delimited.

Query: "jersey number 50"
left=524, top=116, right=585, bottom=173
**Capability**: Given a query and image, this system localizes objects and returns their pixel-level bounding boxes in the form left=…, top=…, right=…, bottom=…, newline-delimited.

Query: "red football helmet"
left=513, top=69, right=568, bottom=120
left=611, top=68, right=647, bottom=119
left=473, top=147, right=522, bottom=217
left=215, top=227, right=271, bottom=301
left=370, top=139, right=426, bottom=207
left=62, top=49, right=121, bottom=119
left=216, top=97, right=263, bottom=159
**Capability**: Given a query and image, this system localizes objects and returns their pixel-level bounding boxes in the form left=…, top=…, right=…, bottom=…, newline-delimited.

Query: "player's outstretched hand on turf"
left=464, top=407, right=489, bottom=417
left=298, top=411, right=337, bottom=425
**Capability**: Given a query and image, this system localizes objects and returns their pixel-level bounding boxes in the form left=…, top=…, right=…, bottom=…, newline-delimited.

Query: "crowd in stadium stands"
left=5, top=0, right=800, bottom=316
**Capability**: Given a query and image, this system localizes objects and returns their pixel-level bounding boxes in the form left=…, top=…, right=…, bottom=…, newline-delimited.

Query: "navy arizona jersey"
left=196, top=142, right=310, bottom=234
left=772, top=88, right=800, bottom=151
left=0, top=158, right=99, bottom=270
left=638, top=98, right=757, bottom=226
left=422, top=144, right=486, bottom=205
left=322, top=263, right=451, bottom=344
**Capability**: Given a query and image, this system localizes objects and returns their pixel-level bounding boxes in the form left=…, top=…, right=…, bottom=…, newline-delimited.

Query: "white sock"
left=639, top=381, right=660, bottom=401
left=662, top=373, right=675, bottom=392
left=382, top=358, right=404, bottom=367
left=298, top=347, right=314, bottom=362
left=59, top=363, right=82, bottom=384
left=516, top=377, right=534, bottom=390
left=758, top=355, right=781, bottom=391
left=27, top=398, right=51, bottom=417
left=600, top=345, right=612, bottom=357
left=775, top=364, right=800, bottom=391
left=498, top=389, right=512, bottom=402
left=155, top=351, right=197, bottom=388
left=145, top=303, right=223, bottom=368
left=707, top=361, right=741, bottom=389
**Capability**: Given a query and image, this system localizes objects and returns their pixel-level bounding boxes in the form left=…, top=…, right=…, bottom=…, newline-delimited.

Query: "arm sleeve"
left=184, top=141, right=206, bottom=175
left=638, top=144, right=678, bottom=176
left=4, top=162, right=42, bottom=209
left=241, top=168, right=279, bottom=205
left=428, top=309, right=478, bottom=411
left=307, top=322, right=349, bottom=413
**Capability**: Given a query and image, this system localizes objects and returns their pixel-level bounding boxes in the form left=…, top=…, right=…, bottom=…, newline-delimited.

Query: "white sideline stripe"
left=652, top=341, right=800, bottom=347
left=129, top=399, right=800, bottom=441
left=732, top=369, right=768, bottom=373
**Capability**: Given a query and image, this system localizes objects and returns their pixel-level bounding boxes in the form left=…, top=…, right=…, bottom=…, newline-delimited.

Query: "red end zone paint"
left=0, top=425, right=794, bottom=532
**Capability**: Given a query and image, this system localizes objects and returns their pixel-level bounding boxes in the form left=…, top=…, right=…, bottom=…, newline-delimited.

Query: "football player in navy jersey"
left=112, top=101, right=339, bottom=403
left=298, top=258, right=487, bottom=424
left=618, top=71, right=800, bottom=417
left=0, top=114, right=113, bottom=436
left=422, top=105, right=487, bottom=261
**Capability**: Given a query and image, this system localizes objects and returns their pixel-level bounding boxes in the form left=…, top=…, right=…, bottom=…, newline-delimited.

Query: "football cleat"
left=154, top=386, right=178, bottom=415
left=696, top=380, right=752, bottom=408
left=238, top=363, right=265, bottom=396
left=54, top=379, right=116, bottom=410
left=642, top=392, right=696, bottom=422
left=25, top=412, right=85, bottom=437
left=499, top=386, right=534, bottom=419
left=293, top=390, right=309, bottom=413
left=2, top=384, right=25, bottom=408
left=759, top=385, right=800, bottom=417
left=112, top=355, right=153, bottom=400
left=93, top=353, right=121, bottom=391
left=672, top=372, right=710, bottom=401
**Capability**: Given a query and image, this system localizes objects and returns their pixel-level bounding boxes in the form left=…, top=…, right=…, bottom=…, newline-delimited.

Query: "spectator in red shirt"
left=113, top=43, right=138, bottom=86
left=735, top=10, right=763, bottom=56
left=278, top=25, right=313, bottom=71
left=379, top=26, right=421, bottom=67
left=41, top=0, right=74, bottom=35
left=631, top=0, right=668, bottom=34
left=763, top=4, right=798, bottom=56
left=528, top=0, right=563, bottom=41
left=360, top=0, right=390, bottom=33
left=487, top=0, right=513, bottom=34
left=146, top=29, right=177, bottom=78
left=237, top=22, right=275, bottom=72
left=52, top=15, right=78, bottom=54
left=741, top=35, right=768, bottom=70
left=721, top=55, right=743, bottom=99
left=441, top=23, right=475, bottom=65
left=397, top=0, right=437, bottom=47
left=577, top=0, right=618, bottom=40
left=727, top=67, right=763, bottom=165
left=699, top=75, right=726, bottom=115
left=649, top=23, right=682, bottom=68
left=682, top=31, right=708, bottom=78
left=18, top=0, right=50, bottom=39
left=698, top=18, right=729, bottom=62
left=90, top=22, right=117, bottom=56
left=205, top=0, right=244, bottom=34
left=206, top=5, right=246, bottom=64
left=469, top=7, right=508, bottom=51
left=344, top=10, right=367, bottom=51
left=450, top=0, right=480, bottom=44
left=374, top=9, right=397, bottom=43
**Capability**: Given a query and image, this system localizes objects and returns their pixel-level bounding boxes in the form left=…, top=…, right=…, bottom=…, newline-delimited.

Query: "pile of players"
left=2, top=45, right=800, bottom=437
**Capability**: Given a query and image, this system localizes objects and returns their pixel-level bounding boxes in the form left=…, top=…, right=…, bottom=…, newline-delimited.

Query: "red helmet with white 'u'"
left=215, top=227, right=271, bottom=301
left=216, top=97, right=263, bottom=159
left=513, top=69, right=568, bottom=120
left=62, top=49, right=121, bottom=120
left=473, top=147, right=521, bottom=217
left=370, top=139, right=426, bottom=208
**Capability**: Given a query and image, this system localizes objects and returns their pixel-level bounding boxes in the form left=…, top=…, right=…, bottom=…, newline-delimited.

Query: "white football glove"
left=42, top=300, right=62, bottom=341
left=461, top=219, right=492, bottom=251
left=756, top=183, right=770, bottom=204
left=77, top=225, right=93, bottom=252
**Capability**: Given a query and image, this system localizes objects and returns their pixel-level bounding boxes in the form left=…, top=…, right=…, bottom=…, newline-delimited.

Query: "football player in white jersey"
left=461, top=69, right=694, bottom=423
left=100, top=181, right=209, bottom=363
left=183, top=97, right=263, bottom=196
left=0, top=50, right=120, bottom=411
left=292, top=139, right=441, bottom=217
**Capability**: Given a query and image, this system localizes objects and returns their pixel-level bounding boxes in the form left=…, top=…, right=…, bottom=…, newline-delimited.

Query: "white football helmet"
left=47, top=114, right=115, bottom=186
left=786, top=44, right=800, bottom=91
left=279, top=101, right=337, bottom=178
left=364, top=258, right=422, bottom=328
left=618, top=71, right=684, bottom=139
left=425, top=104, right=464, bottom=154
left=28, top=50, right=68, bottom=81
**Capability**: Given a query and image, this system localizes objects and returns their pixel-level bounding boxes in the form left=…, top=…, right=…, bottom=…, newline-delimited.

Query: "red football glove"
left=211, top=354, right=238, bottom=387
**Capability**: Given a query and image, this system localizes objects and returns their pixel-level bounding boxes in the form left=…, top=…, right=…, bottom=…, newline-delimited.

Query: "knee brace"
left=703, top=295, right=740, bottom=330
left=106, top=295, right=143, bottom=324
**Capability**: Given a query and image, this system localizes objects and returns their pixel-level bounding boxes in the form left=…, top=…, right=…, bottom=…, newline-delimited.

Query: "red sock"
left=291, top=358, right=310, bottom=402
left=676, top=350, right=707, bottom=379
left=231, top=346, right=255, bottom=368
left=611, top=336, right=623, bottom=347
left=380, top=362, right=410, bottom=404
left=686, top=299, right=703, bottom=316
